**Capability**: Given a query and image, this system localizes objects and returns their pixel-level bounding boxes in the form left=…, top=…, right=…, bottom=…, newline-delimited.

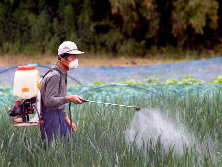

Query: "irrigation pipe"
left=0, top=64, right=83, bottom=85
left=37, top=64, right=83, bottom=85
left=78, top=84, right=164, bottom=112
left=78, top=84, right=162, bottom=96
left=0, top=66, right=18, bottom=74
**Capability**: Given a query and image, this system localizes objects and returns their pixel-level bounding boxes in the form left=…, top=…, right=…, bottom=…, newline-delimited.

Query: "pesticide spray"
left=125, top=108, right=197, bottom=156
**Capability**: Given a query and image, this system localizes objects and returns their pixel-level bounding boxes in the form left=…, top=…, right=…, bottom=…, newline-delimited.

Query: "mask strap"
left=58, top=56, right=70, bottom=67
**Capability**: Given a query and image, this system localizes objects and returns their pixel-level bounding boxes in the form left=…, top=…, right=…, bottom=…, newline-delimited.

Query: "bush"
left=0, top=0, right=221, bottom=55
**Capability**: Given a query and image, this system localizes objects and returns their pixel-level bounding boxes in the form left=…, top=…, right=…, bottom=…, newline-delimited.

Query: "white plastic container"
left=13, top=66, right=40, bottom=99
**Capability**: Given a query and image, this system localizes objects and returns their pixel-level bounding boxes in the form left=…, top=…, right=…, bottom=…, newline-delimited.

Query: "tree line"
left=0, top=0, right=221, bottom=56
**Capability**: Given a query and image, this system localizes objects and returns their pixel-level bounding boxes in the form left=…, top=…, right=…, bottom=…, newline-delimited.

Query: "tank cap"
left=17, top=66, right=36, bottom=71
left=14, top=100, right=21, bottom=104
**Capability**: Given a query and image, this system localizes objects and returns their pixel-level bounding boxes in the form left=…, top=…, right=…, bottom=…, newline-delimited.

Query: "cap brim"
left=67, top=50, right=84, bottom=55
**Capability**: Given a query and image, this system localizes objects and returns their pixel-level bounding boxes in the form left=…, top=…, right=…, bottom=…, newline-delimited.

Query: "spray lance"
left=68, top=98, right=140, bottom=132
left=81, top=99, right=140, bottom=111
left=67, top=98, right=140, bottom=133
left=68, top=98, right=140, bottom=121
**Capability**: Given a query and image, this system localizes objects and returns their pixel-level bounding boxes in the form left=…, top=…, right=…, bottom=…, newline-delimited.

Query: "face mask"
left=69, top=59, right=79, bottom=69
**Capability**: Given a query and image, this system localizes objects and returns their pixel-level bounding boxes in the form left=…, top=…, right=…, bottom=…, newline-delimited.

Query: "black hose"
left=69, top=102, right=72, bottom=128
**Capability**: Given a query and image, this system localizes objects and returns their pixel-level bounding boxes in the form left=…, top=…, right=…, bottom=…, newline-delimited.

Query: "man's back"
left=40, top=65, right=68, bottom=116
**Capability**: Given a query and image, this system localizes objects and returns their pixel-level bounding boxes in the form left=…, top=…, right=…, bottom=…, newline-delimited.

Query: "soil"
left=0, top=54, right=196, bottom=66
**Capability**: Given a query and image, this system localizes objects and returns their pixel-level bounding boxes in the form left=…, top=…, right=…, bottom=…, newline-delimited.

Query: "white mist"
left=125, top=108, right=197, bottom=155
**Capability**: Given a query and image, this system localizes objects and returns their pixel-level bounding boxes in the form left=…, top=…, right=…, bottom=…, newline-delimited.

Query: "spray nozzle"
left=135, top=107, right=141, bottom=111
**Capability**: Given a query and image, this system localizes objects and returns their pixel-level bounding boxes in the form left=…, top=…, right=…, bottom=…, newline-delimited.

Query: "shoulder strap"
left=42, top=68, right=62, bottom=94
left=40, top=68, right=63, bottom=119
left=42, top=69, right=52, bottom=79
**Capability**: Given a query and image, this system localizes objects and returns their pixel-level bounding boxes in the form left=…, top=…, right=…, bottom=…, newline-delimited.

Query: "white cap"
left=58, top=41, right=84, bottom=56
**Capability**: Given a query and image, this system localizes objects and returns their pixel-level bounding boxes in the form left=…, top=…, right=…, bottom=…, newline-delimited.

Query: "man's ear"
left=60, top=57, right=69, bottom=66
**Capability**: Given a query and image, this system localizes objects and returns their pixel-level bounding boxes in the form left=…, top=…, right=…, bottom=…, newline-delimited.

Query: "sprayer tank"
left=13, top=66, right=40, bottom=99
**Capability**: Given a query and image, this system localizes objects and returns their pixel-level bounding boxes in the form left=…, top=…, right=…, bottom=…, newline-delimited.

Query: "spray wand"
left=68, top=98, right=140, bottom=133
left=81, top=99, right=141, bottom=111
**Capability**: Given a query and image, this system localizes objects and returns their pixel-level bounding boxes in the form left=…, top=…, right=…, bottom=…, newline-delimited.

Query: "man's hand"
left=71, top=122, right=77, bottom=132
left=66, top=95, right=86, bottom=104
left=64, top=115, right=77, bottom=132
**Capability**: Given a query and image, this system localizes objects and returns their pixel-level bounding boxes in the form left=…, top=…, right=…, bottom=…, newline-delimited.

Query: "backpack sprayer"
left=8, top=65, right=40, bottom=127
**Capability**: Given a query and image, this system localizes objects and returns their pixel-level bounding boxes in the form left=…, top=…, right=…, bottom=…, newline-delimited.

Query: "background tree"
left=0, top=0, right=221, bottom=56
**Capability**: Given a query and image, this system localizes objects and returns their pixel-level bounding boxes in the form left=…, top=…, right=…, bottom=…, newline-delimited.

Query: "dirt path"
left=0, top=54, right=199, bottom=66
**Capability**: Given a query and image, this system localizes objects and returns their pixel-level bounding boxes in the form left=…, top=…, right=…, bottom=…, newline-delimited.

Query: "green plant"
left=119, top=80, right=138, bottom=85
left=92, top=81, right=107, bottom=86
left=1, top=85, right=222, bottom=166
left=145, top=76, right=161, bottom=85
left=162, top=78, right=180, bottom=85
left=208, top=75, right=222, bottom=84
left=180, top=76, right=204, bottom=85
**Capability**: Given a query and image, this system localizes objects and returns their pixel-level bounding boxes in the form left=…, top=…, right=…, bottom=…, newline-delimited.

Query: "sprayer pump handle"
left=80, top=98, right=89, bottom=103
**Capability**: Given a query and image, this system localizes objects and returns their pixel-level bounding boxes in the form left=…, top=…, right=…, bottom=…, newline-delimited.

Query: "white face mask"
left=69, top=59, right=79, bottom=69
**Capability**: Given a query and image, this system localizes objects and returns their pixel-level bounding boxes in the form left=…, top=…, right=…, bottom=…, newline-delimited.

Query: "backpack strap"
left=40, top=68, right=62, bottom=113
left=39, top=67, right=63, bottom=125
left=42, top=68, right=62, bottom=94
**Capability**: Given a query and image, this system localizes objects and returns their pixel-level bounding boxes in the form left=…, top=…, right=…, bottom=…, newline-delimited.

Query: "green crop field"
left=1, top=85, right=222, bottom=166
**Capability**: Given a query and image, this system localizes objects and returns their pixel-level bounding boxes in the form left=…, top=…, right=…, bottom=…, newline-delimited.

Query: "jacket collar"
left=55, top=64, right=67, bottom=75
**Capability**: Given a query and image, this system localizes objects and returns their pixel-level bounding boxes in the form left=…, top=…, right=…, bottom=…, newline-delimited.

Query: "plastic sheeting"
left=1, top=57, right=222, bottom=85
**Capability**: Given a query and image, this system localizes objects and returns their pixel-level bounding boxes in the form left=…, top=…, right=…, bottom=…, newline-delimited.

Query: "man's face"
left=67, top=54, right=79, bottom=62
left=65, top=54, right=80, bottom=70
left=60, top=54, right=80, bottom=70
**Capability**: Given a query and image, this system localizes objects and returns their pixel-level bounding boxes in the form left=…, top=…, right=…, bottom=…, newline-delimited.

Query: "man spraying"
left=40, top=41, right=85, bottom=142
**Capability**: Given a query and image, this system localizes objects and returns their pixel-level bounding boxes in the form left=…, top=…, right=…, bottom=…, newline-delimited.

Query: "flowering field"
left=1, top=84, right=222, bottom=166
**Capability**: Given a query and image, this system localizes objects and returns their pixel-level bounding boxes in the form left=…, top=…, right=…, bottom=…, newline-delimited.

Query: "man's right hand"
left=71, top=122, right=77, bottom=132
left=66, top=95, right=86, bottom=104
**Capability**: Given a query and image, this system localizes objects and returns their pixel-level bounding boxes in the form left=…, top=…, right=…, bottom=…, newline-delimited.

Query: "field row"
left=0, top=85, right=222, bottom=166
